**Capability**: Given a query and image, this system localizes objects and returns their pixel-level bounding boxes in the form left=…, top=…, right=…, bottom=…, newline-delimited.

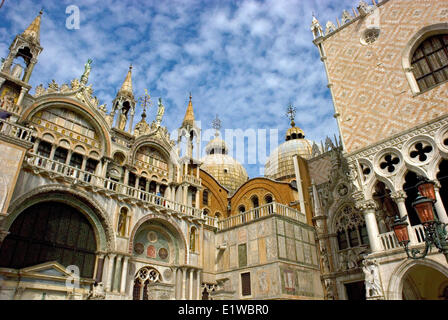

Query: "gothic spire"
left=118, top=65, right=134, bottom=100
left=22, top=10, right=43, bottom=45
left=182, top=92, right=195, bottom=127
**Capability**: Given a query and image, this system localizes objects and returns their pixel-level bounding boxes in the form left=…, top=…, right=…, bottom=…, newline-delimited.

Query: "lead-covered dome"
left=264, top=122, right=313, bottom=181
left=201, top=134, right=248, bottom=192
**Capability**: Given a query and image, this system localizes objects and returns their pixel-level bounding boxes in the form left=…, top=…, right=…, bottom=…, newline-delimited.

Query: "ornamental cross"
left=138, top=89, right=151, bottom=113
left=212, top=114, right=221, bottom=131
left=286, top=104, right=296, bottom=122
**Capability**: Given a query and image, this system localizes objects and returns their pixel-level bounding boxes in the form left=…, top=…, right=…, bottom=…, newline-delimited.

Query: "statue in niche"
left=156, top=98, right=165, bottom=126
left=118, top=108, right=127, bottom=131
left=363, top=260, right=382, bottom=298
left=117, top=208, right=127, bottom=236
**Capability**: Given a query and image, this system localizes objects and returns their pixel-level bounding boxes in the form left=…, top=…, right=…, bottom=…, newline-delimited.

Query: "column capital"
left=391, top=190, right=407, bottom=202
left=355, top=199, right=378, bottom=212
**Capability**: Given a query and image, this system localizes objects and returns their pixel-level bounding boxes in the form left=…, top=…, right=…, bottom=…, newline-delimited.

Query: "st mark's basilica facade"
left=0, top=0, right=448, bottom=300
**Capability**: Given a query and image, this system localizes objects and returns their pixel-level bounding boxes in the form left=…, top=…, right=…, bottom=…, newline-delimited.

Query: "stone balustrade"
left=379, top=224, right=426, bottom=251
left=217, top=202, right=306, bottom=230
left=24, top=153, right=205, bottom=221
left=0, top=118, right=34, bottom=143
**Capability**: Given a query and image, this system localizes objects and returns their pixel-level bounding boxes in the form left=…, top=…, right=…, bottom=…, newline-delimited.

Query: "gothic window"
left=0, top=202, right=97, bottom=278
left=203, top=189, right=209, bottom=206
left=335, top=204, right=369, bottom=251
left=265, top=194, right=273, bottom=204
left=411, top=34, right=448, bottom=92
left=132, top=267, right=160, bottom=300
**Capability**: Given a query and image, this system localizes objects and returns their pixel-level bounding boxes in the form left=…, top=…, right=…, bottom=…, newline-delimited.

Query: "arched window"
left=0, top=202, right=97, bottom=278
left=411, top=34, right=448, bottom=92
left=251, top=196, right=259, bottom=219
left=265, top=194, right=273, bottom=204
left=203, top=189, right=209, bottom=206
left=190, top=227, right=197, bottom=252
left=215, top=212, right=221, bottom=219
left=238, top=205, right=245, bottom=214
left=335, top=204, right=369, bottom=251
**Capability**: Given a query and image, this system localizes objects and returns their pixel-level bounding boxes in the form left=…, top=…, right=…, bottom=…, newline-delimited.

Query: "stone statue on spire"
left=80, top=58, right=92, bottom=85
left=156, top=98, right=165, bottom=127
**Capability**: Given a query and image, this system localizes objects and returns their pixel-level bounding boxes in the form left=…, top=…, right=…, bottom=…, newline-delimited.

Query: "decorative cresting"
left=5, top=184, right=116, bottom=251
left=346, top=115, right=448, bottom=196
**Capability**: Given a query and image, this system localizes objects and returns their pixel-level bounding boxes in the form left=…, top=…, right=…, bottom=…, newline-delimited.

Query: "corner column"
left=355, top=200, right=382, bottom=252
left=391, top=191, right=418, bottom=245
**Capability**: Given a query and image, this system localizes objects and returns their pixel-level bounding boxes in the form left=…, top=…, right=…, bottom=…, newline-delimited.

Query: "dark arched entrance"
left=0, top=201, right=97, bottom=278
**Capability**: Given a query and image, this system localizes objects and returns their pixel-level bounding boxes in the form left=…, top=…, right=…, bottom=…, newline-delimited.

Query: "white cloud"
left=0, top=0, right=360, bottom=177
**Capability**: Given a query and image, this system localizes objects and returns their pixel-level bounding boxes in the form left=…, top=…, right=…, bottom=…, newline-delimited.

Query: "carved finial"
left=286, top=104, right=296, bottom=127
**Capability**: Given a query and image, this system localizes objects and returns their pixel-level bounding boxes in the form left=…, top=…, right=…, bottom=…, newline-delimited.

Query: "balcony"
left=217, top=202, right=307, bottom=230
left=0, top=118, right=34, bottom=145
left=379, top=224, right=426, bottom=251
left=24, top=153, right=206, bottom=222
left=181, top=174, right=201, bottom=187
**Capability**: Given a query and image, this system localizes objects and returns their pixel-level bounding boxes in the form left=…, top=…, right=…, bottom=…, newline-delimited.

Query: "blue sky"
left=0, top=0, right=359, bottom=177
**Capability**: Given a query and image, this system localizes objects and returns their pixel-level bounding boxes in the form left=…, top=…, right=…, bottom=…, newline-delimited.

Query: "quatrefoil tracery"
left=379, top=154, right=400, bottom=173
left=409, top=142, right=433, bottom=162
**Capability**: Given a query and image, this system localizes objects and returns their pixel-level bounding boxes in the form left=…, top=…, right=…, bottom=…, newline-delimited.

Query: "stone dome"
left=201, top=135, right=248, bottom=192
left=264, top=125, right=313, bottom=181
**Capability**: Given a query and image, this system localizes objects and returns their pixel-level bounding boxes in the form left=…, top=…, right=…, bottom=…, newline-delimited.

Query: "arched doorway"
left=0, top=201, right=97, bottom=278
left=402, top=264, right=448, bottom=300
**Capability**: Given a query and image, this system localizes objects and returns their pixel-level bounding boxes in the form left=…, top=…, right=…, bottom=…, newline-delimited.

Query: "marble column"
left=183, top=185, right=188, bottom=205
left=120, top=256, right=129, bottom=294
left=434, top=181, right=448, bottom=224
left=113, top=256, right=123, bottom=292
left=356, top=200, right=382, bottom=252
left=95, top=254, right=105, bottom=283
left=196, top=270, right=201, bottom=300
left=189, top=269, right=194, bottom=300
left=292, top=155, right=306, bottom=215
left=195, top=190, right=200, bottom=209
left=106, top=254, right=116, bottom=292
left=182, top=268, right=187, bottom=300
left=16, top=87, right=28, bottom=107
left=391, top=191, right=418, bottom=245
left=32, top=138, right=40, bottom=154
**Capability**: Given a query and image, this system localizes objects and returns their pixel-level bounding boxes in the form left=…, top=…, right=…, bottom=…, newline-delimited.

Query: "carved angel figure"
left=363, top=260, right=382, bottom=298
left=156, top=98, right=165, bottom=125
